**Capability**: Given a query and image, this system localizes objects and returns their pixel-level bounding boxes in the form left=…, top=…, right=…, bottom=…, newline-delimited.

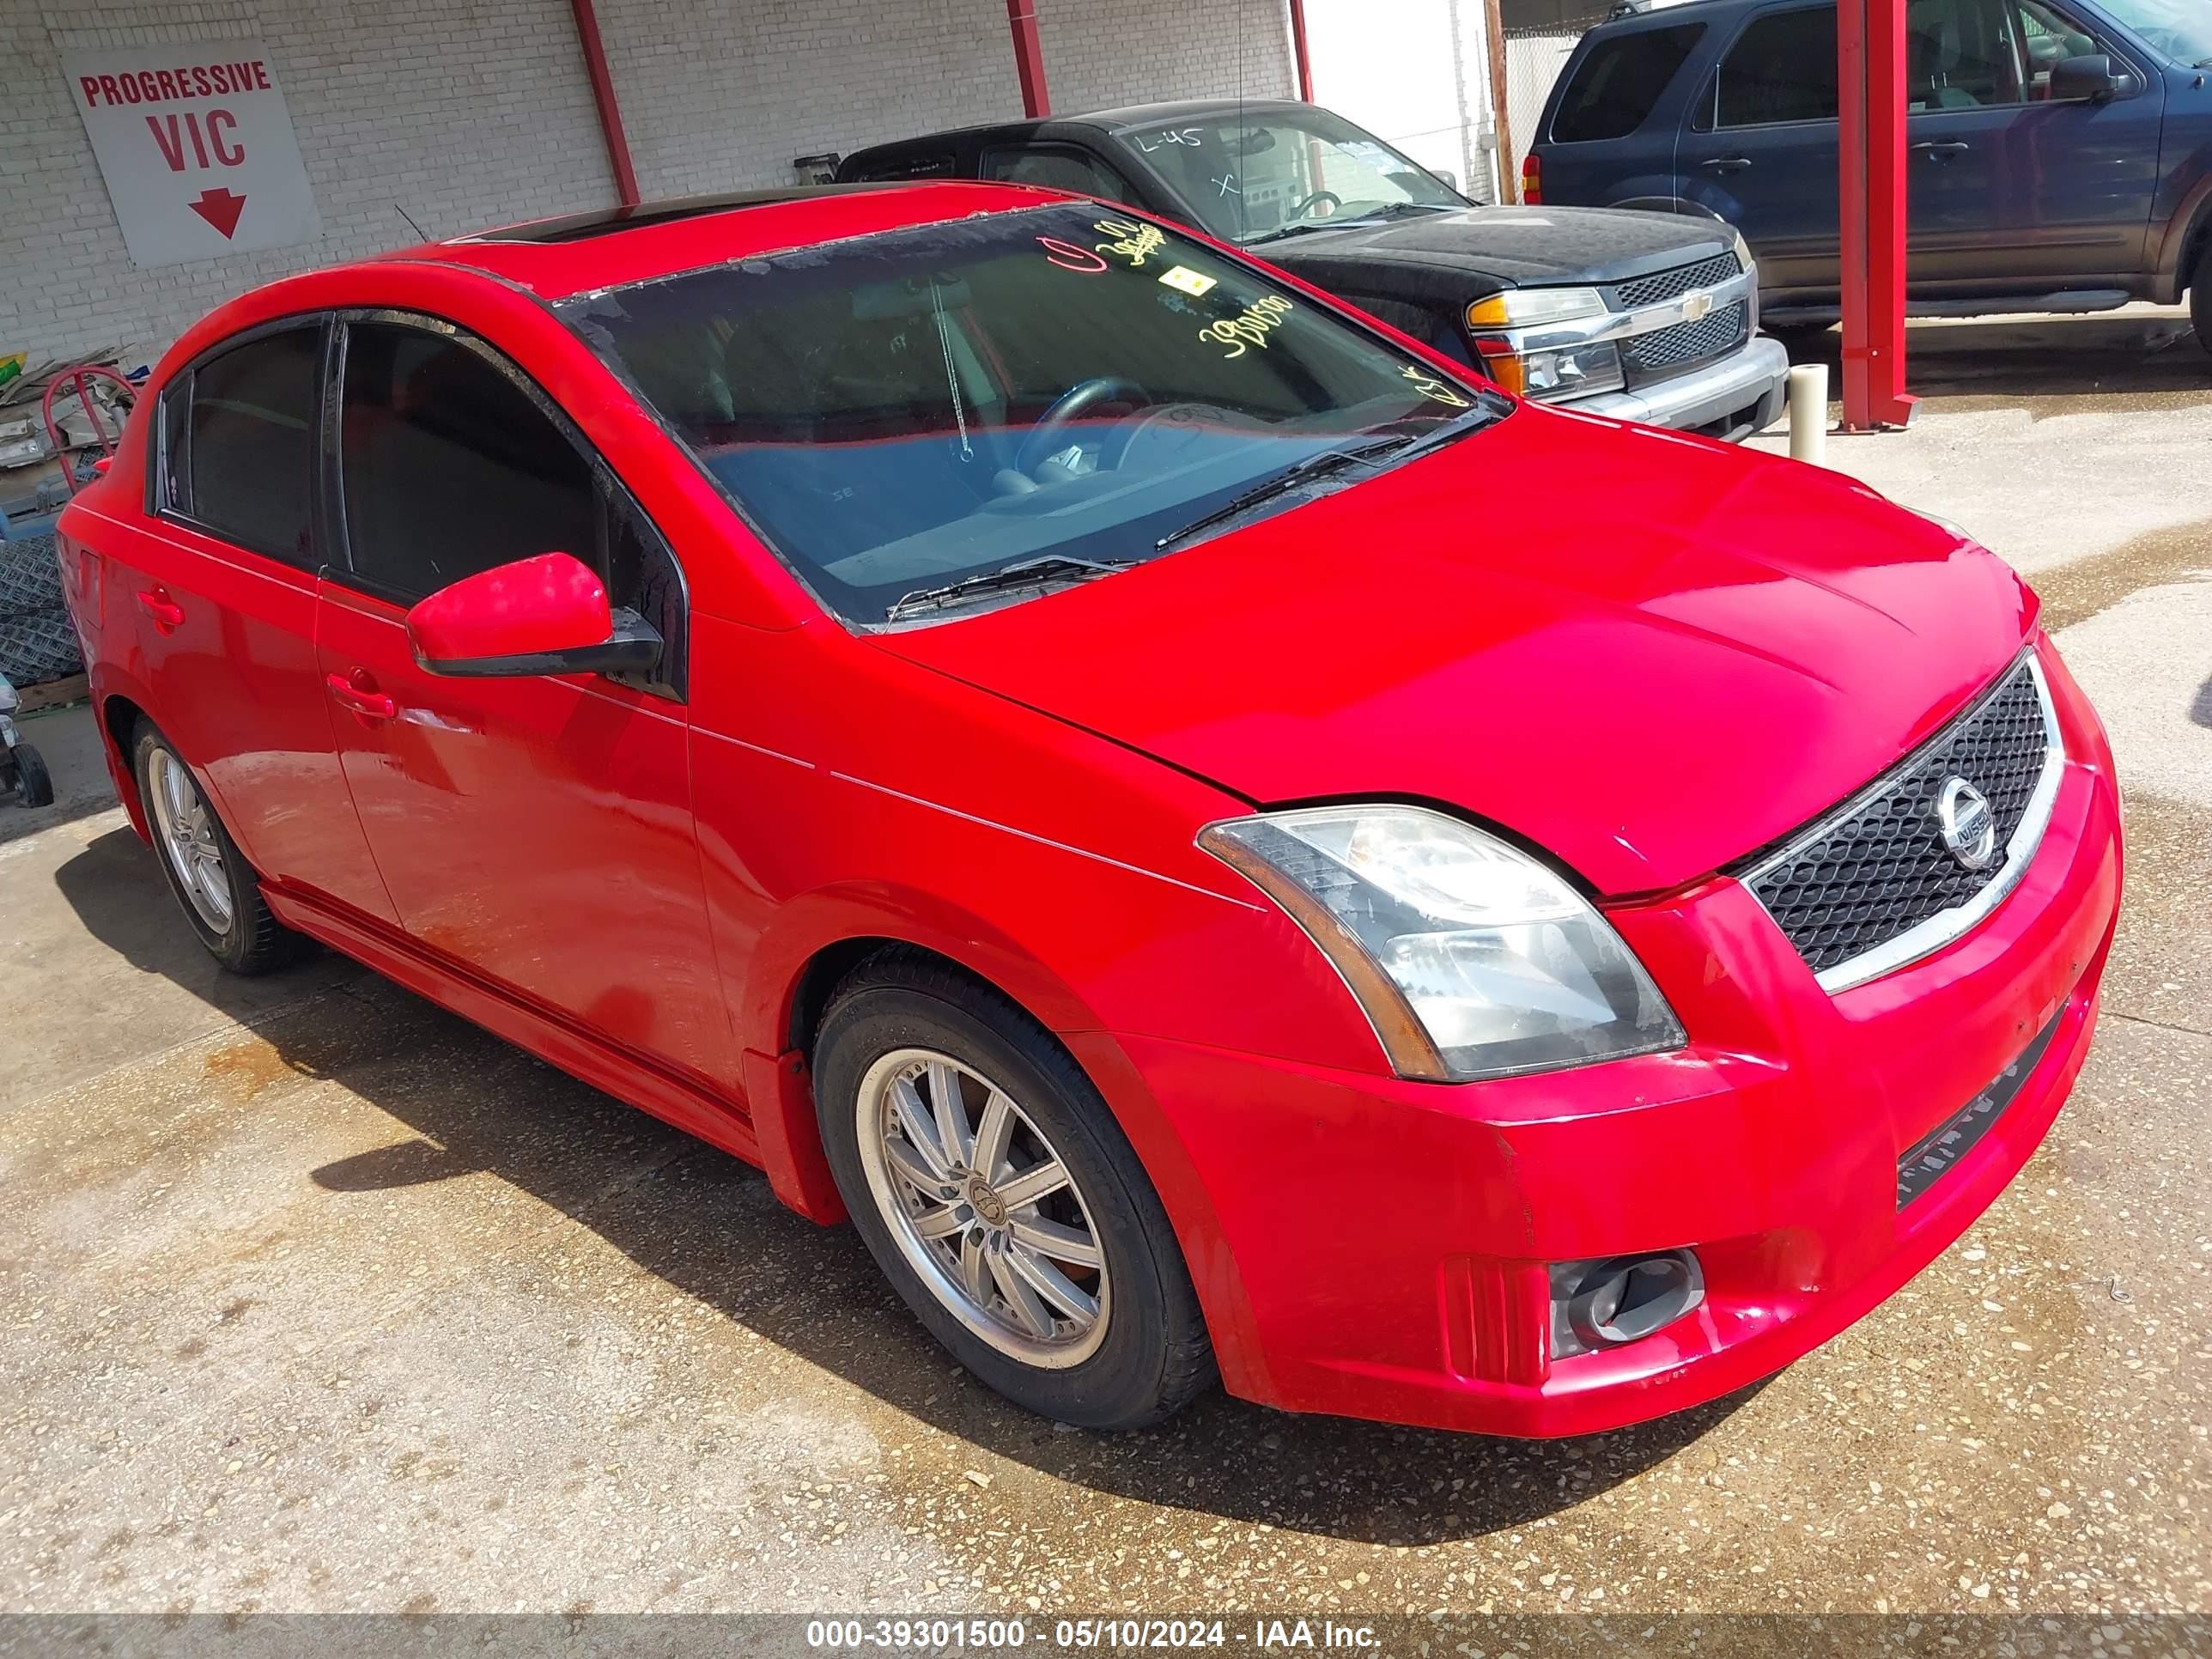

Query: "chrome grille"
left=1739, top=653, right=2063, bottom=989
left=1621, top=301, right=1749, bottom=375
left=1610, top=252, right=1740, bottom=310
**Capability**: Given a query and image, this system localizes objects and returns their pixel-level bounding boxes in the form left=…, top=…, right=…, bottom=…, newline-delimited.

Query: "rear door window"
left=981, top=145, right=1134, bottom=202
left=1715, top=7, right=1840, bottom=125
left=161, top=324, right=322, bottom=566
left=847, top=150, right=958, bottom=182
left=1550, top=24, right=1706, bottom=142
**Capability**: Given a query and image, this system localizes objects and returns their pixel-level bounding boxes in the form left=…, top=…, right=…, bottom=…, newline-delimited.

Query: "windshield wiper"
left=1153, top=437, right=1409, bottom=552
left=1381, top=396, right=1512, bottom=468
left=886, top=555, right=1133, bottom=622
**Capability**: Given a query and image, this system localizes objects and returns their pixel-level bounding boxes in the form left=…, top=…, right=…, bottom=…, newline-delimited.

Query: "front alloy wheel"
left=858, top=1048, right=1110, bottom=1368
left=814, top=955, right=1212, bottom=1429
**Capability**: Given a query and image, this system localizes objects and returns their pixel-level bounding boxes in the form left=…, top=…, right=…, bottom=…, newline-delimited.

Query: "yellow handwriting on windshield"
left=1401, top=366, right=1473, bottom=407
left=1198, top=294, right=1294, bottom=359
left=1094, top=217, right=1166, bottom=269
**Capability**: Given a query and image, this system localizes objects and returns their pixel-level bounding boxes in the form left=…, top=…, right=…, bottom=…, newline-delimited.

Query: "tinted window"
left=566, top=202, right=1504, bottom=625
left=1551, top=25, right=1705, bottom=143
left=178, top=325, right=319, bottom=563
left=337, top=324, right=595, bottom=599
left=847, top=151, right=957, bottom=182
left=1907, top=0, right=2020, bottom=104
left=982, top=146, right=1131, bottom=202
left=1717, top=9, right=1839, bottom=125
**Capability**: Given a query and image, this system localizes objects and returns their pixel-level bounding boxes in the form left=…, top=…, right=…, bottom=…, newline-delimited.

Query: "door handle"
left=1912, top=140, right=1972, bottom=156
left=1702, top=155, right=1753, bottom=173
left=136, top=587, right=185, bottom=632
left=325, top=671, right=397, bottom=722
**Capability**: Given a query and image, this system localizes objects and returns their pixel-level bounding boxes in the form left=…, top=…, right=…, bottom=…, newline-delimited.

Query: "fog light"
left=1549, top=1249, right=1705, bottom=1358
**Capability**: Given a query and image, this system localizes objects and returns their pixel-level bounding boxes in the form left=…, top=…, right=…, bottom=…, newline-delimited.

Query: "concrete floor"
left=2, top=312, right=2208, bottom=1620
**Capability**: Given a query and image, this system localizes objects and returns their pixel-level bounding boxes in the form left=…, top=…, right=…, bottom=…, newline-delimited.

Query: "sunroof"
left=460, top=185, right=900, bottom=246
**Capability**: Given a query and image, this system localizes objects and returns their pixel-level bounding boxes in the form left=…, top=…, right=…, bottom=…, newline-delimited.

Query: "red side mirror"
left=404, top=552, right=660, bottom=679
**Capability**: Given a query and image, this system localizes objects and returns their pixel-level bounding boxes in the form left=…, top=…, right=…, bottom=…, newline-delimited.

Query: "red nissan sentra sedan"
left=55, top=183, right=2122, bottom=1437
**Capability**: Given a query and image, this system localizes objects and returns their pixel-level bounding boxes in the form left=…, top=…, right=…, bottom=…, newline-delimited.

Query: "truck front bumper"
left=1569, top=334, right=1790, bottom=439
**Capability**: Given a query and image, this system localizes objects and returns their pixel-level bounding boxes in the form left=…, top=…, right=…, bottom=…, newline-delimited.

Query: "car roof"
left=368, top=179, right=1071, bottom=301
left=844, top=97, right=1312, bottom=157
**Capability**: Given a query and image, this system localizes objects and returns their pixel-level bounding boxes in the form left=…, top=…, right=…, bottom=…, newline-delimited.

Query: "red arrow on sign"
left=188, top=187, right=246, bottom=239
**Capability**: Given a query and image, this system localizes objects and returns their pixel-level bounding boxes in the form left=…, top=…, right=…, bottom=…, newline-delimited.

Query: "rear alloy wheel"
left=133, top=722, right=300, bottom=975
left=815, top=957, right=1212, bottom=1429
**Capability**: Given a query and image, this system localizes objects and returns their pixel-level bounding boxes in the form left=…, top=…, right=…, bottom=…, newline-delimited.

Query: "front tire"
left=814, top=955, right=1212, bottom=1430
left=132, top=721, right=298, bottom=974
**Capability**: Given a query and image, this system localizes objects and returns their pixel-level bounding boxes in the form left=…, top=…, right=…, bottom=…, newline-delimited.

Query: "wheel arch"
left=738, top=896, right=1255, bottom=1389
left=94, top=684, right=154, bottom=842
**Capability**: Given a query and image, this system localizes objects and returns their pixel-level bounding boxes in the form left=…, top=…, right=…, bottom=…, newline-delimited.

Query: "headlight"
left=1729, top=228, right=1753, bottom=272
left=1198, top=805, right=1686, bottom=1082
left=1475, top=338, right=1625, bottom=399
left=1466, top=287, right=1607, bottom=329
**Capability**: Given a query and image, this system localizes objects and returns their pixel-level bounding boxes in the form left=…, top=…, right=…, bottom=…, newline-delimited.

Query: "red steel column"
left=1288, top=0, right=1316, bottom=100
left=1866, top=0, right=1916, bottom=425
left=1006, top=0, right=1051, bottom=118
left=569, top=0, right=641, bottom=207
left=1837, top=0, right=1916, bottom=428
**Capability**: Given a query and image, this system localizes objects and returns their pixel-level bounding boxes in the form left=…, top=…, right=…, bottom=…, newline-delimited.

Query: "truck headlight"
left=1466, top=288, right=1607, bottom=329
left=1198, top=805, right=1686, bottom=1082
left=1475, top=338, right=1626, bottom=398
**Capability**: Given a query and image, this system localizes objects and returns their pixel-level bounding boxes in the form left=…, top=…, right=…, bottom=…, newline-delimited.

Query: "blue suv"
left=1526, top=0, right=2212, bottom=348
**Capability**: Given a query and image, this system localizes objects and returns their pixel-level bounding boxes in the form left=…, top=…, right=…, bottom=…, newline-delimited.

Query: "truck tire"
left=10, top=742, right=53, bottom=809
left=2193, top=240, right=2212, bottom=359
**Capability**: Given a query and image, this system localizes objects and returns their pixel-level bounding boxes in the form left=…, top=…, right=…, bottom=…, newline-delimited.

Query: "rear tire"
left=10, top=742, right=53, bottom=808
left=813, top=953, right=1213, bottom=1430
left=132, top=721, right=300, bottom=975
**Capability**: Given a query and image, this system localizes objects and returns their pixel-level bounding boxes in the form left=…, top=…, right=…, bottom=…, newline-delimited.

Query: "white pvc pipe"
left=1787, top=363, right=1829, bottom=465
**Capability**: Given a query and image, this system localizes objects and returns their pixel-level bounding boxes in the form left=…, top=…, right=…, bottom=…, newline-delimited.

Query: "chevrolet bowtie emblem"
left=1680, top=291, right=1714, bottom=322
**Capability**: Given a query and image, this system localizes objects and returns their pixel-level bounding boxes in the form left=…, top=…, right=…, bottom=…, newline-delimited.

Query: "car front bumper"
left=1071, top=637, right=2123, bottom=1437
left=1565, top=334, right=1790, bottom=439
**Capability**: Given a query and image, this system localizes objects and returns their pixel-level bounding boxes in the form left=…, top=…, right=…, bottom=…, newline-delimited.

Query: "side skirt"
left=262, top=882, right=762, bottom=1169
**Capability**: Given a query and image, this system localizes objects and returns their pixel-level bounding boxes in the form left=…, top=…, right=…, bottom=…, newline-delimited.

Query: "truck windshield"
left=1110, top=110, right=1466, bottom=246
left=562, top=202, right=1502, bottom=626
left=2091, top=0, right=2212, bottom=63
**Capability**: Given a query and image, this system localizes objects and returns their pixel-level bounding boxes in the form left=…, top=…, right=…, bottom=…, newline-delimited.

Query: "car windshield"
left=1109, top=110, right=1466, bottom=246
left=2090, top=0, right=2212, bottom=62
left=562, top=202, right=1502, bottom=625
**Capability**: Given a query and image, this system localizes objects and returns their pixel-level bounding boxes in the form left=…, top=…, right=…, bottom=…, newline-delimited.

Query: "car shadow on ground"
left=52, top=823, right=1759, bottom=1547
left=1771, top=311, right=2205, bottom=410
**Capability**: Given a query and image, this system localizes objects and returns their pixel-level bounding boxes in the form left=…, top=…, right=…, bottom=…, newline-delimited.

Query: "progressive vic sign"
left=64, top=40, right=319, bottom=268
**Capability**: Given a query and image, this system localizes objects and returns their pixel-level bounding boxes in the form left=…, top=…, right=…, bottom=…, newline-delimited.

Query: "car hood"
left=875, top=405, right=2038, bottom=897
left=1256, top=204, right=1735, bottom=292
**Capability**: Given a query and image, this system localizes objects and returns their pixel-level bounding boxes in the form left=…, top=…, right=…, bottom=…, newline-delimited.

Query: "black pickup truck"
left=840, top=98, right=1790, bottom=440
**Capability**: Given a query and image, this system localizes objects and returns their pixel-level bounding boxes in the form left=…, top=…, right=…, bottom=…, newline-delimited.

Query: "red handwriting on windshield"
left=1039, top=236, right=1109, bottom=272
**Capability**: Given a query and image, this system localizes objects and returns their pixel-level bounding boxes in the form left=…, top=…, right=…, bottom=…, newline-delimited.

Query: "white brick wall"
left=2, top=0, right=1296, bottom=362
left=3, top=1, right=613, bottom=360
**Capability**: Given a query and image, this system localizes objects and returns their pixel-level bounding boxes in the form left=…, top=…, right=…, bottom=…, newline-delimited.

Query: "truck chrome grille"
left=1621, top=301, right=1749, bottom=375
left=1609, top=252, right=1741, bottom=310
left=1738, top=652, right=2063, bottom=990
